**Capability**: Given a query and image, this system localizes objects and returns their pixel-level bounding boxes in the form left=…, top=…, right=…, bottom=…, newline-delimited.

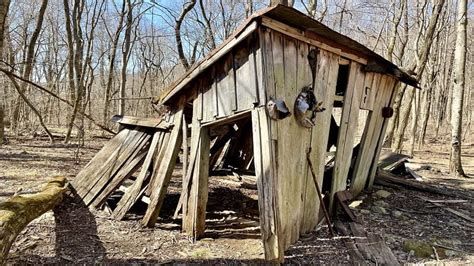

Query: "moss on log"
left=0, top=176, right=67, bottom=263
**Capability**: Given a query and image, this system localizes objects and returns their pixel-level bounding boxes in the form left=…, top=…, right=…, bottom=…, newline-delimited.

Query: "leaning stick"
left=306, top=148, right=335, bottom=238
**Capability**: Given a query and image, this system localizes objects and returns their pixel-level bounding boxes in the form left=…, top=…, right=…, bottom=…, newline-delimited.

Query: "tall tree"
left=449, top=0, right=467, bottom=177
left=391, top=0, right=446, bottom=153
left=119, top=0, right=134, bottom=115
left=0, top=0, right=10, bottom=145
left=175, top=0, right=197, bottom=71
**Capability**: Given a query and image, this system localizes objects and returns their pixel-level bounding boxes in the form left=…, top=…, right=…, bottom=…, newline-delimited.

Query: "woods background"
left=0, top=0, right=472, bottom=172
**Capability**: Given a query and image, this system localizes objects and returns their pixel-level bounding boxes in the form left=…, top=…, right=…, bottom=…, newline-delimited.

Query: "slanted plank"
left=350, top=74, right=390, bottom=195
left=90, top=148, right=148, bottom=208
left=77, top=128, right=149, bottom=203
left=147, top=130, right=171, bottom=195
left=81, top=129, right=151, bottom=205
left=71, top=128, right=131, bottom=192
left=367, top=78, right=397, bottom=189
left=112, top=130, right=162, bottom=220
left=175, top=96, right=204, bottom=219
left=330, top=62, right=364, bottom=211
left=142, top=98, right=186, bottom=227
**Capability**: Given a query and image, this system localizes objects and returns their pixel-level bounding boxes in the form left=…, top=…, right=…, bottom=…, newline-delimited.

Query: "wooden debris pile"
left=70, top=112, right=184, bottom=227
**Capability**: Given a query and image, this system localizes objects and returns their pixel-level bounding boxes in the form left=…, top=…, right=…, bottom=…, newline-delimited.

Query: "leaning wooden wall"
left=256, top=27, right=340, bottom=259
left=196, top=32, right=263, bottom=124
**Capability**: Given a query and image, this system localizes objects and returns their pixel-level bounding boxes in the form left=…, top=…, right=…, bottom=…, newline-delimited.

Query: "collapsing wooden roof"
left=158, top=4, right=418, bottom=105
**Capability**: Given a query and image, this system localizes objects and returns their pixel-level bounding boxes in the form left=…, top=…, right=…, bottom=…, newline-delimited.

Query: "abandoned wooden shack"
left=71, top=4, right=418, bottom=262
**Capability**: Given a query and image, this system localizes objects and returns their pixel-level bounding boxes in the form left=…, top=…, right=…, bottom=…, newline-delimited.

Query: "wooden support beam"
left=182, top=126, right=210, bottom=239
left=251, top=107, right=282, bottom=261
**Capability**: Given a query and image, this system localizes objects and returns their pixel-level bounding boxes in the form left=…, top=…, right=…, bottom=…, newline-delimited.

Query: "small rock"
left=360, top=209, right=370, bottom=215
left=392, top=210, right=403, bottom=218
left=375, top=190, right=392, bottom=198
left=374, top=200, right=389, bottom=208
left=372, top=206, right=388, bottom=214
left=445, top=250, right=458, bottom=257
left=349, top=200, right=363, bottom=208
left=356, top=195, right=367, bottom=200
left=403, top=239, right=433, bottom=258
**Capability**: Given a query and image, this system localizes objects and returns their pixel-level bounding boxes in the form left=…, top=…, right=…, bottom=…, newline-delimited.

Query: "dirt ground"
left=1, top=133, right=473, bottom=264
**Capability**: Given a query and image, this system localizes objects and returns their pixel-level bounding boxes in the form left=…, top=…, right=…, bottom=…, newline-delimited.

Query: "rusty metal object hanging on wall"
left=266, top=97, right=291, bottom=120
left=294, top=48, right=326, bottom=128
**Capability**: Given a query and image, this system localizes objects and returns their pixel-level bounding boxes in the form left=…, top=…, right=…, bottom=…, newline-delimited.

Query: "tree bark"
left=449, top=0, right=467, bottom=177
left=10, top=0, right=48, bottom=134
left=0, top=0, right=9, bottom=145
left=119, top=0, right=133, bottom=116
left=391, top=0, right=446, bottom=153
left=103, top=1, right=126, bottom=128
left=175, top=0, right=196, bottom=71
left=0, top=176, right=67, bottom=264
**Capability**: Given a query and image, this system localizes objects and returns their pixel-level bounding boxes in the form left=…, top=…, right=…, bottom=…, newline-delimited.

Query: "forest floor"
left=1, top=131, right=473, bottom=264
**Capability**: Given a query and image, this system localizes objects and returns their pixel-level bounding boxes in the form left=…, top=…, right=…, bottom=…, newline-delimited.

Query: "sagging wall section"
left=180, top=23, right=399, bottom=262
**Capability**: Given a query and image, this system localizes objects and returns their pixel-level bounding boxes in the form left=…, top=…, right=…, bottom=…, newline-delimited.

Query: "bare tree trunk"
left=175, top=0, right=196, bottom=71
left=10, top=0, right=48, bottom=134
left=386, top=0, right=405, bottom=62
left=119, top=0, right=133, bottom=116
left=103, top=1, right=126, bottom=128
left=391, top=0, right=446, bottom=153
left=7, top=74, right=54, bottom=142
left=449, top=0, right=467, bottom=177
left=245, top=0, right=253, bottom=18
left=0, top=0, right=10, bottom=145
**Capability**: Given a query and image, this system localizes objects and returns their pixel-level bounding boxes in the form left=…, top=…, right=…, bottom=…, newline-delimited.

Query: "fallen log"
left=0, top=176, right=67, bottom=263
left=375, top=170, right=472, bottom=200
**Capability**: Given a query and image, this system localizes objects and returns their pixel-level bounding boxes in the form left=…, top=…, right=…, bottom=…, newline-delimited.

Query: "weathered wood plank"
left=71, top=128, right=131, bottom=192
left=216, top=53, right=237, bottom=117
left=350, top=74, right=389, bottom=195
left=83, top=131, right=151, bottom=205
left=260, top=17, right=368, bottom=65
left=142, top=98, right=186, bottom=227
left=330, top=61, right=364, bottom=211
left=112, top=130, right=162, bottom=220
left=359, top=72, right=375, bottom=111
left=175, top=97, right=203, bottom=219
left=161, top=21, right=258, bottom=103
left=79, top=128, right=150, bottom=204
left=234, top=37, right=258, bottom=110
left=367, top=78, right=398, bottom=189
left=182, top=126, right=210, bottom=238
left=90, top=149, right=148, bottom=208
left=111, top=115, right=171, bottom=130
left=302, top=50, right=339, bottom=232
left=252, top=107, right=282, bottom=261
left=275, top=36, right=307, bottom=249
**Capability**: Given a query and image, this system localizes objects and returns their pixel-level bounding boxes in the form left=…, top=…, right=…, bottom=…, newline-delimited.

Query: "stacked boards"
left=70, top=113, right=183, bottom=226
